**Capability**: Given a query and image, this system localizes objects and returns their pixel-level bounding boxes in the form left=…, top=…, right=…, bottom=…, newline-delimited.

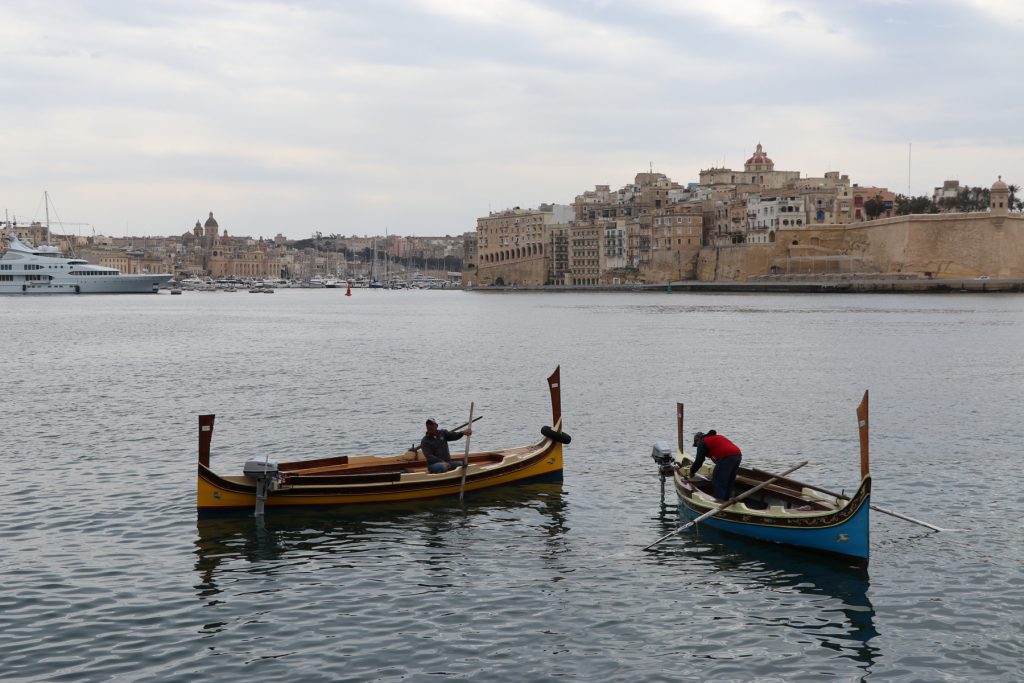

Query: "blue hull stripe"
left=681, top=498, right=870, bottom=560
left=676, top=475, right=872, bottom=562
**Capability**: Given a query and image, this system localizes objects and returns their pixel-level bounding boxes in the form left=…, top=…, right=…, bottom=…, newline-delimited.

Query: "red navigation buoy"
left=345, top=281, right=352, bottom=296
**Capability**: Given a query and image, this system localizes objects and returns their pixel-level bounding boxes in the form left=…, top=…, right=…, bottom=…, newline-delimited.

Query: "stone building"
left=475, top=204, right=573, bottom=286
left=568, top=223, right=601, bottom=285
left=645, top=202, right=703, bottom=281
left=711, top=194, right=749, bottom=246
left=745, top=194, right=806, bottom=244
left=699, top=143, right=801, bottom=189
left=602, top=219, right=627, bottom=273
left=791, top=172, right=850, bottom=225
left=174, top=212, right=293, bottom=279
left=549, top=225, right=570, bottom=284
left=461, top=231, right=478, bottom=286
left=933, top=180, right=961, bottom=206
left=572, top=172, right=689, bottom=273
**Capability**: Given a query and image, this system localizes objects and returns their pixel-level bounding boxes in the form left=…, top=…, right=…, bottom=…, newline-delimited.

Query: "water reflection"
left=647, top=498, right=879, bottom=677
left=193, top=483, right=568, bottom=598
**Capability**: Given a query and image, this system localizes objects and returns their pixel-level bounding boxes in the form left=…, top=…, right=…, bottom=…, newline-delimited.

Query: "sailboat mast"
left=44, top=190, right=50, bottom=244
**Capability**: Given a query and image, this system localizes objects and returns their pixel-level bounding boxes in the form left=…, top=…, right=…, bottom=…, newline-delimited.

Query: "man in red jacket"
left=689, top=430, right=743, bottom=502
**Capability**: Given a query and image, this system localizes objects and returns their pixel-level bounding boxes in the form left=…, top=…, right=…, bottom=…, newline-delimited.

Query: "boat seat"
left=279, top=455, right=350, bottom=471
left=284, top=472, right=402, bottom=485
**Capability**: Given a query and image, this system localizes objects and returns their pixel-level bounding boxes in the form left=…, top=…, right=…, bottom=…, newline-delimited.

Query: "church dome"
left=204, top=212, right=219, bottom=229
left=991, top=176, right=1008, bottom=191
left=746, top=143, right=773, bottom=166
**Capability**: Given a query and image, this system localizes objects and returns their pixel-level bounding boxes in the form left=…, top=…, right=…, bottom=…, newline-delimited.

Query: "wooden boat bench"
left=283, top=472, right=403, bottom=485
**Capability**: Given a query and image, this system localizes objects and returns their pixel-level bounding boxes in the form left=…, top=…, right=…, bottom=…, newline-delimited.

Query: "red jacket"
left=702, top=434, right=742, bottom=462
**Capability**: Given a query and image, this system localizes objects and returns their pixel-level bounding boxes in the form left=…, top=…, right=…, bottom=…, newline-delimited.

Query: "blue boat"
left=653, top=393, right=872, bottom=566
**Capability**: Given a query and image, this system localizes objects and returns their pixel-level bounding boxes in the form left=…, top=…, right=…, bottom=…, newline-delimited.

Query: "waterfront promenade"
left=472, top=277, right=1024, bottom=294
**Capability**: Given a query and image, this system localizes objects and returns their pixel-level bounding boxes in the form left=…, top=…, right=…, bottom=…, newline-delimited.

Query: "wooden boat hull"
left=198, top=438, right=563, bottom=512
left=196, top=366, right=568, bottom=514
left=673, top=453, right=871, bottom=565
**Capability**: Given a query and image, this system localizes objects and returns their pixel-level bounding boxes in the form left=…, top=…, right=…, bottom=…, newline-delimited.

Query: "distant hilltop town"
left=3, top=143, right=1020, bottom=286
left=465, top=143, right=1023, bottom=286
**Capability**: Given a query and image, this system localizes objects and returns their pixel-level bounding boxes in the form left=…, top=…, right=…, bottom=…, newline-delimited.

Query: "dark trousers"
left=712, top=455, right=742, bottom=501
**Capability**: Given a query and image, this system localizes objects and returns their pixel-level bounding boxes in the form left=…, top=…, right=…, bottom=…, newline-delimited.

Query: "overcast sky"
left=2, top=0, right=1021, bottom=239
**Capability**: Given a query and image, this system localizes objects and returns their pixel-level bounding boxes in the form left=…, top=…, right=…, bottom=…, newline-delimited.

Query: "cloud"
left=955, top=0, right=1024, bottom=26
left=645, top=0, right=866, bottom=57
left=0, top=0, right=1020, bottom=237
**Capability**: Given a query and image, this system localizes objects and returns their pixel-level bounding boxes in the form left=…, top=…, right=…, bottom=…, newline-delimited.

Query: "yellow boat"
left=197, top=367, right=570, bottom=514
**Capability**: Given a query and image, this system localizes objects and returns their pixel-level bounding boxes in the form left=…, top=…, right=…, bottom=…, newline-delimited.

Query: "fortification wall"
left=745, top=213, right=1024, bottom=281
left=646, top=249, right=700, bottom=282
left=696, top=244, right=778, bottom=281
left=474, top=256, right=550, bottom=286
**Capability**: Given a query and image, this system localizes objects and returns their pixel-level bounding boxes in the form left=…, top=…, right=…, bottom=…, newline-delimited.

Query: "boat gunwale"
left=675, top=471, right=871, bottom=530
left=198, top=435, right=560, bottom=501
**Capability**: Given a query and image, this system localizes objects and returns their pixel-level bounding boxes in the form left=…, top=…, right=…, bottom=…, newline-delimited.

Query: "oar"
left=643, top=461, right=808, bottom=551
left=458, top=402, right=474, bottom=503
left=744, top=466, right=950, bottom=533
left=451, top=415, right=483, bottom=433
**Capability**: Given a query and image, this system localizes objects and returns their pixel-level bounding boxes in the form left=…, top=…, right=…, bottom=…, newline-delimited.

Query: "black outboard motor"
left=651, top=441, right=675, bottom=481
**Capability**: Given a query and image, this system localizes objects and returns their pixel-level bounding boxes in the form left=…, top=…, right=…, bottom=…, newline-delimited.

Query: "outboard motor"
left=651, top=441, right=675, bottom=481
left=244, top=458, right=280, bottom=516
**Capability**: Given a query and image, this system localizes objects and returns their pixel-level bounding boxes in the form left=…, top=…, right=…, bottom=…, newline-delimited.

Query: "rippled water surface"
left=2, top=290, right=1022, bottom=682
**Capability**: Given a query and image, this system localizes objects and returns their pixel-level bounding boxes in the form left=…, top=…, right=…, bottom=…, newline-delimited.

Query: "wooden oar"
left=744, top=466, right=950, bottom=533
left=643, top=461, right=808, bottom=551
left=458, top=402, right=474, bottom=503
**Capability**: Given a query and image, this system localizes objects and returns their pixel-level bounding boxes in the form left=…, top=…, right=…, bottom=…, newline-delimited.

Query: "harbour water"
left=2, top=290, right=1022, bottom=682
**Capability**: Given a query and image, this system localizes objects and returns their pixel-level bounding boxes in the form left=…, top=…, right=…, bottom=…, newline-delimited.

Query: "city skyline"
left=2, top=0, right=1021, bottom=240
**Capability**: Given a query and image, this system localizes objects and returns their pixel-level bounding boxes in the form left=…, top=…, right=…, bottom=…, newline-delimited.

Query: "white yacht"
left=1, top=232, right=172, bottom=295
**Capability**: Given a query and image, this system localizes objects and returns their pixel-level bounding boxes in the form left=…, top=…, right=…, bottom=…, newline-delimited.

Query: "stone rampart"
left=710, top=212, right=1024, bottom=281
left=475, top=255, right=550, bottom=287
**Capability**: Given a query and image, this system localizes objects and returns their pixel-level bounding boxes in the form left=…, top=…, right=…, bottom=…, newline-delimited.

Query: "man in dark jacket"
left=689, top=430, right=743, bottom=502
left=420, top=418, right=472, bottom=474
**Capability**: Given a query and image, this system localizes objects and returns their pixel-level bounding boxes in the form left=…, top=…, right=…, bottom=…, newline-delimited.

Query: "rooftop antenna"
left=907, top=143, right=912, bottom=195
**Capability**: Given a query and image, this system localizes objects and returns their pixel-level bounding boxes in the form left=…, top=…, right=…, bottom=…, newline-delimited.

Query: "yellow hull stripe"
left=198, top=443, right=562, bottom=509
